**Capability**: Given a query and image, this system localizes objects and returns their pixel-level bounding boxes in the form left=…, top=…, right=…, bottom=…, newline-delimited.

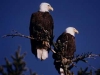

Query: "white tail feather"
left=61, top=73, right=64, bottom=75
left=60, top=68, right=64, bottom=75
left=42, top=49, right=48, bottom=60
left=37, top=49, right=48, bottom=60
left=37, top=49, right=42, bottom=59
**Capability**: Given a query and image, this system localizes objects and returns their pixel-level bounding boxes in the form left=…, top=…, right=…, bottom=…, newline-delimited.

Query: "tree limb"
left=2, top=30, right=34, bottom=40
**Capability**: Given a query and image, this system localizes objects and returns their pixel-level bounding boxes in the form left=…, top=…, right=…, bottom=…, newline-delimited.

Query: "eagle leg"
left=42, top=41, right=50, bottom=48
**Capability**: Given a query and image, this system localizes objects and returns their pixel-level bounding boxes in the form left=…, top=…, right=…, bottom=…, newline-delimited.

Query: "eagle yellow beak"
left=49, top=6, right=54, bottom=11
left=74, top=29, right=79, bottom=34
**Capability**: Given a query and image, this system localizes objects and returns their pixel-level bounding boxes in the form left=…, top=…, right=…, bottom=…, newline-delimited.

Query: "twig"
left=2, top=30, right=34, bottom=40
left=86, top=62, right=97, bottom=70
left=73, top=53, right=100, bottom=63
left=51, top=49, right=56, bottom=53
left=71, top=53, right=100, bottom=70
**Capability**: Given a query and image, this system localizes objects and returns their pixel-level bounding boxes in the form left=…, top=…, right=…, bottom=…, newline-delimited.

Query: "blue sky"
left=0, top=0, right=100, bottom=75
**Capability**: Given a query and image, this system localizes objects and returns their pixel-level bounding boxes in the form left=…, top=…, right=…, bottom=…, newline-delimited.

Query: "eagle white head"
left=39, top=2, right=54, bottom=12
left=65, top=27, right=79, bottom=36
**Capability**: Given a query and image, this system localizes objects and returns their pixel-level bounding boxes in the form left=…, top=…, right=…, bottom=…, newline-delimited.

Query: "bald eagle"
left=29, top=2, right=54, bottom=60
left=52, top=27, right=79, bottom=75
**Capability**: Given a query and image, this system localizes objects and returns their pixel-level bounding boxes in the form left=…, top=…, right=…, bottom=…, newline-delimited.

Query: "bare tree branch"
left=73, top=52, right=100, bottom=63
left=2, top=30, right=34, bottom=40
left=51, top=49, right=56, bottom=53
left=2, top=30, right=56, bottom=54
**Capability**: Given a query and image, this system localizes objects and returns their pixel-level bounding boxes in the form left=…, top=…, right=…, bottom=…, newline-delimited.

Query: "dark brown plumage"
left=53, top=32, right=76, bottom=73
left=56, top=32, right=76, bottom=58
left=29, top=11, right=54, bottom=60
left=53, top=30, right=77, bottom=74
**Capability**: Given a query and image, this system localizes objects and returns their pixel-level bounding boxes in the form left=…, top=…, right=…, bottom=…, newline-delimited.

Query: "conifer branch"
left=0, top=47, right=27, bottom=75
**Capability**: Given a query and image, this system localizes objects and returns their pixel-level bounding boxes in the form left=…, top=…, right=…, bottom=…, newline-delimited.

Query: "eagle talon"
left=42, top=41, right=50, bottom=48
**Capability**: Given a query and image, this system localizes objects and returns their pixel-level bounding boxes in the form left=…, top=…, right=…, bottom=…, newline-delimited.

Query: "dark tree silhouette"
left=0, top=46, right=100, bottom=75
left=0, top=46, right=37, bottom=75
left=2, top=30, right=100, bottom=75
